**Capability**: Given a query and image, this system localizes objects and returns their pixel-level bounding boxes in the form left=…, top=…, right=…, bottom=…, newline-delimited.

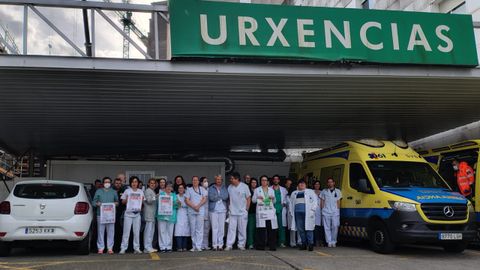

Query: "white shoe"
left=134, top=249, right=143, bottom=254
left=332, top=243, right=336, bottom=248
left=280, top=244, right=286, bottom=248
left=119, top=249, right=126, bottom=254
left=190, top=248, right=196, bottom=252
left=328, top=243, right=333, bottom=248
left=238, top=246, right=246, bottom=251
left=225, top=247, right=232, bottom=251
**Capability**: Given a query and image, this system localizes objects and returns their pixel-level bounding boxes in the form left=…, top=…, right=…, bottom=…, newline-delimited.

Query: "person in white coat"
left=208, top=175, right=229, bottom=251
left=313, top=180, right=325, bottom=247
left=143, top=178, right=158, bottom=253
left=290, top=179, right=318, bottom=251
left=185, top=176, right=208, bottom=252
left=252, top=175, right=278, bottom=251
left=321, top=178, right=342, bottom=248
left=200, top=177, right=211, bottom=250
left=119, top=176, right=145, bottom=254
left=174, top=184, right=190, bottom=251
left=226, top=172, right=251, bottom=251
left=271, top=175, right=288, bottom=248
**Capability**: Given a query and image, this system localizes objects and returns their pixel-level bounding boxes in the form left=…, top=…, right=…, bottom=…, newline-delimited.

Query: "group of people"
left=91, top=172, right=342, bottom=255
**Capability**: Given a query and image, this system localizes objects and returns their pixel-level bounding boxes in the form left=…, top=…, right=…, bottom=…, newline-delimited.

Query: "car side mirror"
left=358, top=178, right=371, bottom=193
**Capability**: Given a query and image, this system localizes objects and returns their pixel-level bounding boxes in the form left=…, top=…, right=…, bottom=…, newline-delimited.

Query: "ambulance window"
left=320, top=165, right=344, bottom=188
left=438, top=150, right=478, bottom=192
left=349, top=163, right=373, bottom=193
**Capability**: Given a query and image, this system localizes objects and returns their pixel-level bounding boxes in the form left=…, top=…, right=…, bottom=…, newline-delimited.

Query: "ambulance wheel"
left=443, top=241, right=467, bottom=253
left=369, top=221, right=395, bottom=254
left=0, top=242, right=11, bottom=257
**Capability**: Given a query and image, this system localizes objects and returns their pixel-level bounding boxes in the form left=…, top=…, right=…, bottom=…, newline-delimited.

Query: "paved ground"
left=2, top=243, right=480, bottom=270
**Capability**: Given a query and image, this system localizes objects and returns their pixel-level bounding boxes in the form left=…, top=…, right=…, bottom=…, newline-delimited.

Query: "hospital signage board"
left=168, top=0, right=478, bottom=66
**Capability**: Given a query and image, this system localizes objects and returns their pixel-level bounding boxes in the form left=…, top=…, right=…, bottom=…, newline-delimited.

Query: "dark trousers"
left=256, top=220, right=277, bottom=250
left=175, top=236, right=188, bottom=250
left=314, top=225, right=326, bottom=246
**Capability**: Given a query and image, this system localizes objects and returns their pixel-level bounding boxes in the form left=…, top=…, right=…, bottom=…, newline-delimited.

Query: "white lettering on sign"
left=407, top=24, right=432, bottom=51
left=200, top=14, right=227, bottom=45
left=238, top=16, right=260, bottom=46
left=197, top=15, right=456, bottom=54
left=360, top=22, right=383, bottom=50
left=297, top=19, right=315, bottom=48
left=436, top=25, right=453, bottom=53
left=324, top=20, right=351, bottom=49
left=390, top=23, right=400, bottom=51
left=266, top=18, right=290, bottom=47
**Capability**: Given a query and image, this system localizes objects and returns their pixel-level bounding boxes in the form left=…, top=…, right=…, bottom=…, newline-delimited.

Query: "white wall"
left=46, top=160, right=225, bottom=185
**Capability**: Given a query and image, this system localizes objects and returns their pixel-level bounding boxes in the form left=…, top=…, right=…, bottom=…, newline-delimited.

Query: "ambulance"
left=297, top=139, right=476, bottom=253
left=419, top=140, right=480, bottom=234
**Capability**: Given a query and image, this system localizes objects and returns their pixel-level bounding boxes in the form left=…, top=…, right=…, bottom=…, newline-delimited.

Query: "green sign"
left=169, top=0, right=478, bottom=66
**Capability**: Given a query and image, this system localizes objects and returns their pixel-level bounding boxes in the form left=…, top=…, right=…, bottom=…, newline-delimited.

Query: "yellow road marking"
left=149, top=252, right=160, bottom=261
left=315, top=251, right=333, bottom=257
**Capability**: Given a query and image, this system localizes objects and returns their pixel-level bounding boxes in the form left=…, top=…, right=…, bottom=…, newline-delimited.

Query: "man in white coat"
left=321, top=178, right=342, bottom=248
left=290, top=179, right=318, bottom=251
left=226, top=172, right=251, bottom=251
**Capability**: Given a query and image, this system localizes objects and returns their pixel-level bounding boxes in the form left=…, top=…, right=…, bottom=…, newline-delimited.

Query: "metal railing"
left=0, top=0, right=169, bottom=59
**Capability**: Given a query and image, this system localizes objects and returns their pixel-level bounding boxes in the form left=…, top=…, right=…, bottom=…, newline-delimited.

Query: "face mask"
left=203, top=182, right=209, bottom=188
left=104, top=183, right=111, bottom=189
left=453, top=165, right=459, bottom=171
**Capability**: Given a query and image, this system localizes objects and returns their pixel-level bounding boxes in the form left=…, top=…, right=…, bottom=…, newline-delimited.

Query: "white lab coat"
left=174, top=195, right=190, bottom=237
left=314, top=191, right=322, bottom=226
left=289, top=189, right=318, bottom=232
left=273, top=186, right=288, bottom=227
left=252, top=187, right=278, bottom=229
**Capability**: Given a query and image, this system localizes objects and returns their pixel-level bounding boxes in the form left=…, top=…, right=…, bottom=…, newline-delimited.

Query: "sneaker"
left=119, top=249, right=126, bottom=255
left=97, top=249, right=104, bottom=254
left=328, top=243, right=333, bottom=248
left=182, top=248, right=187, bottom=252
left=280, top=244, right=286, bottom=248
left=218, top=247, right=224, bottom=251
left=167, top=249, right=172, bottom=253
left=238, top=246, right=246, bottom=251
left=134, top=249, right=143, bottom=254
left=225, top=246, right=232, bottom=251
left=332, top=243, right=336, bottom=248
left=308, top=245, right=314, bottom=251
left=107, top=249, right=114, bottom=255
left=190, top=248, right=196, bottom=252
left=197, top=248, right=203, bottom=252
left=248, top=245, right=254, bottom=250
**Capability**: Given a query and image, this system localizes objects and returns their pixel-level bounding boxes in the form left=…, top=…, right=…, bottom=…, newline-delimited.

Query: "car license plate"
left=25, top=228, right=55, bottom=234
left=439, top=233, right=462, bottom=240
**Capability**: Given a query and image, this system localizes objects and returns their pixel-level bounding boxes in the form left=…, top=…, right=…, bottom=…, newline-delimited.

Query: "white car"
left=0, top=180, right=93, bottom=256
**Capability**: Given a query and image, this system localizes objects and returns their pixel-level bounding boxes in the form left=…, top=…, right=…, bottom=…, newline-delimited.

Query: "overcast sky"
left=0, top=0, right=161, bottom=58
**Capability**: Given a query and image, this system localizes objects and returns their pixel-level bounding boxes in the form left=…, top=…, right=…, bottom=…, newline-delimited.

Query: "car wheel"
left=0, top=242, right=11, bottom=257
left=369, top=221, right=395, bottom=254
left=76, top=232, right=91, bottom=255
left=443, top=241, right=467, bottom=253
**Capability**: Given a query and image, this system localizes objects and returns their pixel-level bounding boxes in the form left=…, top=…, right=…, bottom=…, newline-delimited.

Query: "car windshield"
left=366, top=161, right=449, bottom=189
left=14, top=183, right=80, bottom=199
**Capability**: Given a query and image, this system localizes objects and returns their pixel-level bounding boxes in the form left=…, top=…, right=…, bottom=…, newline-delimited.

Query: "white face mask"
left=203, top=182, right=209, bottom=188
left=104, top=183, right=111, bottom=189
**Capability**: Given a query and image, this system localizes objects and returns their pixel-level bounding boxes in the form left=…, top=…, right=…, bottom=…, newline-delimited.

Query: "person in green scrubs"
left=272, top=175, right=287, bottom=247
